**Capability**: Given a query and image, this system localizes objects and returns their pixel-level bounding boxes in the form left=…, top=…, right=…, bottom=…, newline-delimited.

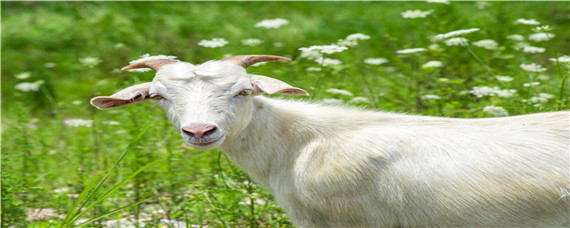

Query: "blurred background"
left=2, top=1, right=568, bottom=227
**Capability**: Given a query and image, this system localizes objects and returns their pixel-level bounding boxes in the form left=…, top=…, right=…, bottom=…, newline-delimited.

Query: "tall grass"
left=2, top=1, right=568, bottom=227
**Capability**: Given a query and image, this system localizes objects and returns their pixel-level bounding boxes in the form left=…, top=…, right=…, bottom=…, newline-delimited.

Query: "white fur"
left=92, top=59, right=570, bottom=227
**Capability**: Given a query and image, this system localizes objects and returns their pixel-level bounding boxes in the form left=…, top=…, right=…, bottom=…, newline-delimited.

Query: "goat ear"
left=250, top=75, right=309, bottom=96
left=90, top=82, right=152, bottom=109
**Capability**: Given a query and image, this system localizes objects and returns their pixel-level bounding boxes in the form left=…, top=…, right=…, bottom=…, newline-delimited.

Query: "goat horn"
left=121, top=59, right=178, bottom=72
left=221, top=55, right=291, bottom=69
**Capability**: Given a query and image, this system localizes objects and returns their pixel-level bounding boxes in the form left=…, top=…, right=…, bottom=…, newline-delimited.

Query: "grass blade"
left=75, top=193, right=154, bottom=227
left=69, top=158, right=167, bottom=223
left=61, top=120, right=155, bottom=227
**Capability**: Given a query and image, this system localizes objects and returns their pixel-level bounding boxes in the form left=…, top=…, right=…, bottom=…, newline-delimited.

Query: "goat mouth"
left=187, top=135, right=225, bottom=148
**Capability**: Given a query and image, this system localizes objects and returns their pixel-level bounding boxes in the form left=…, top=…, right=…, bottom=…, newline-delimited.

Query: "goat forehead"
left=154, top=61, right=247, bottom=89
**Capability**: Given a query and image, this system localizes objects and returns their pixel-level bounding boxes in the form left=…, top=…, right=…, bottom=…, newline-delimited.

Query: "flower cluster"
left=364, top=58, right=389, bottom=65
left=64, top=119, right=94, bottom=128
left=483, top=105, right=509, bottom=116
left=434, top=28, right=479, bottom=40
left=522, top=46, right=545, bottom=53
left=396, top=48, right=425, bottom=54
left=472, top=39, right=499, bottom=50
left=470, top=86, right=517, bottom=98
left=79, top=57, right=102, bottom=68
left=254, top=18, right=289, bottom=29
left=520, top=63, right=547, bottom=72
left=422, top=60, right=443, bottom=68
left=528, top=33, right=554, bottom=42
left=15, top=82, right=41, bottom=92
left=198, top=38, right=228, bottom=48
left=515, top=18, right=540, bottom=25
left=444, top=37, right=469, bottom=46
left=337, top=33, right=371, bottom=47
left=401, top=10, right=434, bottom=19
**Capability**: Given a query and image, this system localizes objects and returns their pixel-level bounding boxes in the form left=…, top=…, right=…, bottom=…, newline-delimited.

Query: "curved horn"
left=121, top=59, right=178, bottom=72
left=221, top=55, right=291, bottom=69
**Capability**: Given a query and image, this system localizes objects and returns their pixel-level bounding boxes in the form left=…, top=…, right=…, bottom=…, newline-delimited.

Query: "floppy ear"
left=90, top=82, right=152, bottom=109
left=250, top=75, right=309, bottom=96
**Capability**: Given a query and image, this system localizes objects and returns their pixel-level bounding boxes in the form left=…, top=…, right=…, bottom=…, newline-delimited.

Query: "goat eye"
left=150, top=94, right=165, bottom=100
left=236, top=89, right=252, bottom=97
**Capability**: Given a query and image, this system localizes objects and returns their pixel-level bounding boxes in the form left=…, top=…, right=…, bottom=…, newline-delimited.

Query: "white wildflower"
left=522, top=46, right=546, bottom=53
left=103, top=121, right=120, bottom=125
left=483, top=106, right=508, bottom=117
left=126, top=53, right=179, bottom=72
left=507, top=34, right=525, bottom=41
left=445, top=37, right=469, bottom=46
left=273, top=42, right=285, bottom=47
left=44, top=62, right=57, bottom=68
left=427, top=0, right=450, bottom=4
left=241, top=38, right=263, bottom=47
left=495, top=75, right=514, bottom=82
left=54, top=187, right=71, bottom=194
left=364, top=58, right=389, bottom=65
left=428, top=43, right=441, bottom=50
left=337, top=33, right=371, bottom=47
left=520, top=63, right=547, bottom=72
left=515, top=18, right=540, bottom=25
left=422, top=60, right=443, bottom=68
left=322, top=98, right=344, bottom=105
left=528, top=33, right=555, bottom=42
left=254, top=18, right=289, bottom=29
left=346, top=33, right=371, bottom=41
left=197, top=38, right=228, bottom=48
left=470, top=86, right=496, bottom=98
left=299, top=48, right=323, bottom=60
left=326, top=88, right=354, bottom=96
left=349, top=97, right=370, bottom=104
left=401, top=9, right=434, bottom=19
left=79, top=57, right=102, bottom=68
left=434, top=28, right=479, bottom=39
left=470, top=86, right=516, bottom=98
left=495, top=89, right=517, bottom=97
left=315, top=57, right=342, bottom=66
left=472, top=39, right=499, bottom=50
left=421, top=94, right=441, bottom=100
left=522, top=93, right=554, bottom=104
left=15, top=82, right=40, bottom=92
left=523, top=82, right=540, bottom=87
left=15, top=72, right=31, bottom=80
left=305, top=67, right=322, bottom=72
left=396, top=48, right=425, bottom=54
left=549, top=55, right=570, bottom=62
left=299, top=45, right=348, bottom=55
left=64, top=119, right=93, bottom=128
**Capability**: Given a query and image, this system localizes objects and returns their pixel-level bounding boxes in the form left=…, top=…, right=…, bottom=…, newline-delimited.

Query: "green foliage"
left=1, top=1, right=568, bottom=227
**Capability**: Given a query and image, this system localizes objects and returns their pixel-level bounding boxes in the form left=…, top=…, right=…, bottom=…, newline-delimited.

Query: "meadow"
left=1, top=1, right=569, bottom=227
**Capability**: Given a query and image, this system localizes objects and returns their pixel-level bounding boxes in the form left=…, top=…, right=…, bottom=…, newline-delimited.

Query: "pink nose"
left=181, top=123, right=218, bottom=139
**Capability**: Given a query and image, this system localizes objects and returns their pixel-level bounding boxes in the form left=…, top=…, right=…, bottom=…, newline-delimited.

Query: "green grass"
left=2, top=1, right=569, bottom=227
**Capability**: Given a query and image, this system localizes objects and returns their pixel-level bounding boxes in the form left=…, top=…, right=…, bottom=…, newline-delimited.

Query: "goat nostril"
left=203, top=126, right=217, bottom=137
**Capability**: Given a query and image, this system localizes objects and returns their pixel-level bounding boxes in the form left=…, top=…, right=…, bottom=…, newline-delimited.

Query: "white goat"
left=91, top=55, right=570, bottom=227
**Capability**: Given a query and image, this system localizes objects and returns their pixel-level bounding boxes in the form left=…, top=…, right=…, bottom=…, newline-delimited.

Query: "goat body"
left=221, top=97, right=569, bottom=226
left=91, top=55, right=570, bottom=227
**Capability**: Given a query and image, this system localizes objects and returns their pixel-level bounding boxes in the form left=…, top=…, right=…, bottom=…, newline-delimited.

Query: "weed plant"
left=1, top=1, right=569, bottom=227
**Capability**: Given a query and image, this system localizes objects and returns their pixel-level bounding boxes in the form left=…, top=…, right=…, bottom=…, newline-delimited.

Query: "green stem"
left=465, top=45, right=495, bottom=77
